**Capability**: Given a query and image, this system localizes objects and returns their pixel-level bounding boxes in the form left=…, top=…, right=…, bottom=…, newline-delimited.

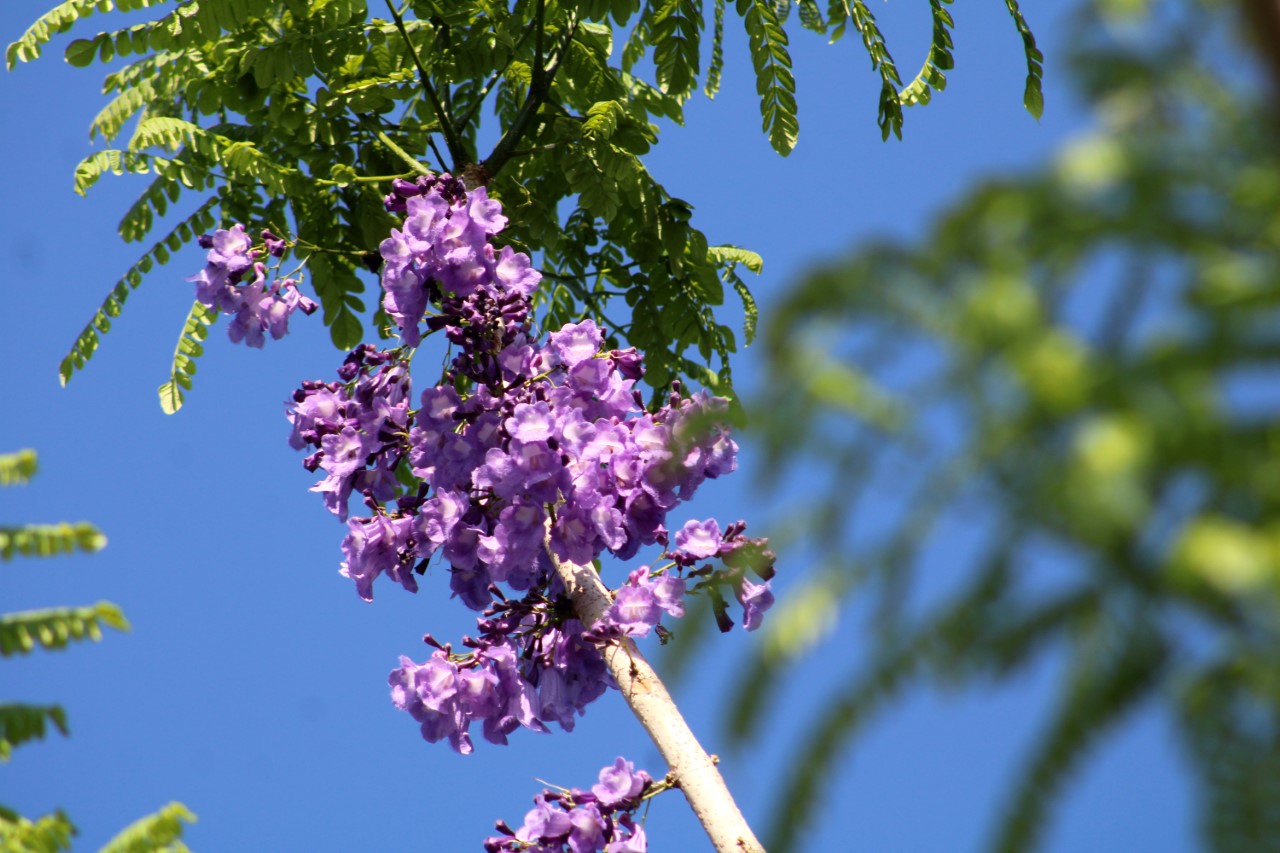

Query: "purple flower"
left=494, top=245, right=542, bottom=297
left=294, top=170, right=779, bottom=757
left=189, top=225, right=314, bottom=345
left=550, top=320, right=603, bottom=368
left=516, top=795, right=574, bottom=844
left=736, top=579, right=775, bottom=631
left=339, top=514, right=418, bottom=601
left=604, top=817, right=646, bottom=853
left=673, top=518, right=723, bottom=561
left=592, top=757, right=651, bottom=808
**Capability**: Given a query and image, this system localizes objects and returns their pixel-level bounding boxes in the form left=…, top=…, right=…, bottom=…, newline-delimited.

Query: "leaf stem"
left=360, top=117, right=433, bottom=176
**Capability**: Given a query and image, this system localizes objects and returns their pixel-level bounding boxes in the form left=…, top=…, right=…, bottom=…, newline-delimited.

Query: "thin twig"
left=384, top=0, right=466, bottom=170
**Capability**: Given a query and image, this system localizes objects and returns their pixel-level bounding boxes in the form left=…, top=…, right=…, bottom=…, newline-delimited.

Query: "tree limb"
left=480, top=9, right=580, bottom=184
left=549, top=548, right=767, bottom=853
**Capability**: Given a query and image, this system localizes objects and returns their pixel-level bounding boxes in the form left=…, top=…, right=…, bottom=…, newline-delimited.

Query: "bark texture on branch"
left=550, top=553, right=766, bottom=853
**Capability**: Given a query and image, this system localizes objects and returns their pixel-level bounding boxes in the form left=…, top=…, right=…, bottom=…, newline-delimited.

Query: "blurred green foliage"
left=725, top=0, right=1280, bottom=850
left=0, top=450, right=195, bottom=852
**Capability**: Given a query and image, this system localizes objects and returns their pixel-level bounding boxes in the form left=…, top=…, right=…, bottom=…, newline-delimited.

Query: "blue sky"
left=1, top=2, right=1197, bottom=851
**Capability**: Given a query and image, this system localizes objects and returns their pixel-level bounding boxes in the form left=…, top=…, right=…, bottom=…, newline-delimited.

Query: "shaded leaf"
left=0, top=704, right=69, bottom=762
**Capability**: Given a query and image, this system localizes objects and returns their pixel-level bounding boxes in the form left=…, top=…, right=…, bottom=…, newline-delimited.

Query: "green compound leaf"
left=158, top=300, right=217, bottom=415
left=726, top=264, right=758, bottom=346
left=708, top=244, right=764, bottom=273
left=898, top=0, right=954, bottom=108
left=0, top=704, right=69, bottom=762
left=0, top=809, right=76, bottom=853
left=842, top=0, right=905, bottom=140
left=797, top=0, right=824, bottom=32
left=99, top=802, right=196, bottom=853
left=1005, top=0, right=1044, bottom=120
left=5, top=0, right=168, bottom=70
left=73, top=149, right=154, bottom=196
left=651, top=0, right=702, bottom=100
left=582, top=99, right=627, bottom=141
left=59, top=197, right=220, bottom=387
left=0, top=523, right=107, bottom=561
left=0, top=603, right=130, bottom=657
left=91, top=80, right=152, bottom=143
left=705, top=0, right=726, bottom=98
left=0, top=450, right=38, bottom=487
left=127, top=117, right=298, bottom=197
left=738, top=0, right=798, bottom=155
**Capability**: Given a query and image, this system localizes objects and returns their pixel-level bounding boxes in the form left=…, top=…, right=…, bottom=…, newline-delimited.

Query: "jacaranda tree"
left=5, top=1, right=1043, bottom=850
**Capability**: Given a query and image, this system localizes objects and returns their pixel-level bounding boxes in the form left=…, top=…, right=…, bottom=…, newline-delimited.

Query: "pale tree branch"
left=549, top=546, right=767, bottom=853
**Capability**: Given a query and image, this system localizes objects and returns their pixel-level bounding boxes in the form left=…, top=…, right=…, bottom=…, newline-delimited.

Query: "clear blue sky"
left=1, top=2, right=1197, bottom=851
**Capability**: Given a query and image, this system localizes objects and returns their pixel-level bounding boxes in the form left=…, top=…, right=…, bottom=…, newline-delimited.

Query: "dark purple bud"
left=391, top=178, right=421, bottom=197
left=609, top=347, right=645, bottom=381
left=197, top=233, right=214, bottom=249
left=261, top=229, right=287, bottom=257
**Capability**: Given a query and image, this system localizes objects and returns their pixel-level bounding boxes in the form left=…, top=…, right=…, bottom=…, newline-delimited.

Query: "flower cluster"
left=286, top=172, right=775, bottom=750
left=485, top=758, right=653, bottom=853
left=188, top=225, right=315, bottom=347
left=388, top=595, right=616, bottom=752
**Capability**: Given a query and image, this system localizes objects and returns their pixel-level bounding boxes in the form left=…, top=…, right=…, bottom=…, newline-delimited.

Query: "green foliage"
left=157, top=300, right=217, bottom=415
left=98, top=803, right=195, bottom=853
left=991, top=624, right=1166, bottom=853
left=4, top=0, right=168, bottom=69
left=687, top=1, right=1280, bottom=850
left=0, top=524, right=108, bottom=561
left=0, top=451, right=38, bottom=487
left=0, top=452, right=193, bottom=849
left=0, top=459, right=107, bottom=561
left=0, top=604, right=130, bottom=657
left=0, top=704, right=70, bottom=762
left=737, top=0, right=798, bottom=155
left=59, top=197, right=221, bottom=387
left=1179, top=660, right=1280, bottom=853
left=651, top=0, right=703, bottom=100
left=1005, top=0, right=1044, bottom=119
left=833, top=0, right=905, bottom=140
left=705, top=0, right=727, bottom=98
left=898, top=0, right=954, bottom=108
left=7, top=0, right=1039, bottom=410
left=0, top=810, right=76, bottom=853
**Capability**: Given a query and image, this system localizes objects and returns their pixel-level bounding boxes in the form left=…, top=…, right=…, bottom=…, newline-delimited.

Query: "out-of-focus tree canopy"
left=713, top=0, right=1280, bottom=850
left=0, top=449, right=194, bottom=853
